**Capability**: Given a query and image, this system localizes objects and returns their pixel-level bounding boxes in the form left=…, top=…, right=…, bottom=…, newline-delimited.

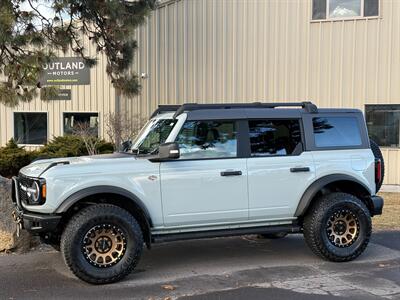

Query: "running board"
left=152, top=224, right=302, bottom=243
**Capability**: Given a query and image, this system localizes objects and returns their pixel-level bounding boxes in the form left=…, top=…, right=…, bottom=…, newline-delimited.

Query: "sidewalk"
left=380, top=185, right=400, bottom=193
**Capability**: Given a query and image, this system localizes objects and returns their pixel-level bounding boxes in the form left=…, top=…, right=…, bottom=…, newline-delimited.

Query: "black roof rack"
left=172, top=101, right=318, bottom=118
left=149, top=105, right=182, bottom=118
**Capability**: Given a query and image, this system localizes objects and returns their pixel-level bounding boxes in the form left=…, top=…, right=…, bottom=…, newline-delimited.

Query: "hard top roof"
left=150, top=102, right=362, bottom=120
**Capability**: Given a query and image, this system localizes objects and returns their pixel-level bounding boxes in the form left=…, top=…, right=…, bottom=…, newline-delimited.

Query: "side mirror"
left=152, top=142, right=180, bottom=162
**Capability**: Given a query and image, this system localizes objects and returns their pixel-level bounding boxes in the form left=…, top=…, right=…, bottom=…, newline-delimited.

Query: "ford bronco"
left=11, top=102, right=384, bottom=284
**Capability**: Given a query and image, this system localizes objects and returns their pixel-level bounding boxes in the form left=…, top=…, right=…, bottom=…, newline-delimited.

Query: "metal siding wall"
left=0, top=40, right=116, bottom=150
left=121, top=0, right=400, bottom=184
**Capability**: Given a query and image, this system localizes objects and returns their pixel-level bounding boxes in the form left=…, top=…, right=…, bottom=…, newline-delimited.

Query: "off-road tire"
left=370, top=139, right=385, bottom=192
left=303, top=192, right=371, bottom=262
left=61, top=204, right=143, bottom=284
left=259, top=232, right=288, bottom=239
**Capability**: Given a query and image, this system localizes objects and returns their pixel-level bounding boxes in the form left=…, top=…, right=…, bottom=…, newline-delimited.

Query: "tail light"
left=375, top=159, right=382, bottom=184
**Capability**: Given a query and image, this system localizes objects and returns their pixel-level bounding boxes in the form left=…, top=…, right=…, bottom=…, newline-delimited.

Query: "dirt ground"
left=373, top=192, right=400, bottom=230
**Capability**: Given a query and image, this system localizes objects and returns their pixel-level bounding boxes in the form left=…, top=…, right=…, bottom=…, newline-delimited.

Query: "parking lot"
left=0, top=230, right=399, bottom=300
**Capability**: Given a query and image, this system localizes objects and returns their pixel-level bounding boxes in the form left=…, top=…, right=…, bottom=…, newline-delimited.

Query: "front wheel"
left=303, top=192, right=371, bottom=262
left=61, top=204, right=143, bottom=284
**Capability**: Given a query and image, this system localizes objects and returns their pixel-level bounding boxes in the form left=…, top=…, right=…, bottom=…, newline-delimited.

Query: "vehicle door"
left=246, top=118, right=316, bottom=220
left=160, top=119, right=249, bottom=226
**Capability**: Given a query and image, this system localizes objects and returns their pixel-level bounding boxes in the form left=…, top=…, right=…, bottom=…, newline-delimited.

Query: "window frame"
left=303, top=113, right=370, bottom=151
left=13, top=111, right=49, bottom=146
left=62, top=111, right=100, bottom=137
left=311, top=0, right=381, bottom=22
left=247, top=118, right=305, bottom=158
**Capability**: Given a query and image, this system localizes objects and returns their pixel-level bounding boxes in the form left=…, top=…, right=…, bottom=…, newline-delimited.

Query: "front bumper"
left=369, top=195, right=384, bottom=216
left=12, top=176, right=61, bottom=233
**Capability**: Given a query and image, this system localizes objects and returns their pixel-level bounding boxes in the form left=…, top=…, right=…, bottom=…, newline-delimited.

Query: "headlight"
left=19, top=177, right=46, bottom=205
left=29, top=181, right=40, bottom=203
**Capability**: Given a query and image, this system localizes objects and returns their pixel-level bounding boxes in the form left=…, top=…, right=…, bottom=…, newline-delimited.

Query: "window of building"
left=176, top=121, right=237, bottom=159
left=248, top=120, right=302, bottom=156
left=14, top=113, right=48, bottom=145
left=313, top=117, right=362, bottom=147
left=366, top=105, right=400, bottom=147
left=63, top=113, right=99, bottom=137
left=312, top=0, right=379, bottom=20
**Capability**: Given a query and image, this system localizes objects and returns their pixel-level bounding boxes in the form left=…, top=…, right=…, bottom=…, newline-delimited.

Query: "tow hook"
left=12, top=210, right=23, bottom=237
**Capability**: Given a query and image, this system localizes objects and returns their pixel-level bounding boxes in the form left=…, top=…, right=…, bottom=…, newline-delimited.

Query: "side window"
left=176, top=120, right=237, bottom=159
left=248, top=119, right=302, bottom=156
left=313, top=117, right=362, bottom=147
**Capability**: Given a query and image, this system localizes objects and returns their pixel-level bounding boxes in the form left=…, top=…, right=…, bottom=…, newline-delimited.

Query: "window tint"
left=249, top=120, right=302, bottom=156
left=364, top=0, right=379, bottom=17
left=63, top=113, right=99, bottom=137
left=366, top=105, right=400, bottom=147
left=177, top=121, right=237, bottom=159
left=14, top=113, right=47, bottom=144
left=313, top=117, right=362, bottom=147
left=313, top=0, right=327, bottom=20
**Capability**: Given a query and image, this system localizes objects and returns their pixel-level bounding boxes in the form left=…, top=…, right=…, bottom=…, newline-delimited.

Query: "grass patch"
left=373, top=192, right=400, bottom=230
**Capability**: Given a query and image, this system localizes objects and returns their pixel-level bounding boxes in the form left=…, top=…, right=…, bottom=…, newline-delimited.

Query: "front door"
left=160, top=120, right=248, bottom=226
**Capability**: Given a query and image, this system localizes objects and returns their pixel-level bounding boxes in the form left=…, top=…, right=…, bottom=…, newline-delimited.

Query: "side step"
left=152, top=224, right=302, bottom=244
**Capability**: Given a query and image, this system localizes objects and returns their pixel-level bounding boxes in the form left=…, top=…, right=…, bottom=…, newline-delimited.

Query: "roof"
left=150, top=102, right=362, bottom=120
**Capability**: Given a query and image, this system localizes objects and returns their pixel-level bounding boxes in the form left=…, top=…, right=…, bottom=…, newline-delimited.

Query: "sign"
left=41, top=89, right=71, bottom=100
left=40, top=57, right=90, bottom=85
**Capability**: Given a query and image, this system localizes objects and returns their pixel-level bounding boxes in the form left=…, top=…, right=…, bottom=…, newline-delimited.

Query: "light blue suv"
left=12, top=102, right=384, bottom=284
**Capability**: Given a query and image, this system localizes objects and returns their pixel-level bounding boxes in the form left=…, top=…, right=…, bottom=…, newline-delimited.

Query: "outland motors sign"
left=40, top=57, right=90, bottom=85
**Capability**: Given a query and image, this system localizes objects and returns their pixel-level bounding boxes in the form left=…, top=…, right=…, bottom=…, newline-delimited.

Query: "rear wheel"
left=61, top=204, right=143, bottom=284
left=303, top=192, right=371, bottom=262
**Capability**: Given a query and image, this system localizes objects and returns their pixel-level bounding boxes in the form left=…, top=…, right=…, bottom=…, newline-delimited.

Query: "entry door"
left=246, top=119, right=316, bottom=220
left=160, top=120, right=248, bottom=226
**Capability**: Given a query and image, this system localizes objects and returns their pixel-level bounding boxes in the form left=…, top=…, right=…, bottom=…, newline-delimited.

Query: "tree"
left=0, top=0, right=156, bottom=106
left=72, top=121, right=100, bottom=155
left=105, top=112, right=146, bottom=151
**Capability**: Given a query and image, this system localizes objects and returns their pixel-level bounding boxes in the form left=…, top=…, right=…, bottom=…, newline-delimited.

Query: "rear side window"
left=249, top=119, right=302, bottom=156
left=313, top=117, right=362, bottom=147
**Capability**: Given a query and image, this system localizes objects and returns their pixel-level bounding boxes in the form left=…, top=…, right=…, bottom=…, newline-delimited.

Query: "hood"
left=20, top=152, right=136, bottom=178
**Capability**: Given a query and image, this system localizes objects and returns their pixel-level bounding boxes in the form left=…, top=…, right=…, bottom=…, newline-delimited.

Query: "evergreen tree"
left=0, top=0, right=156, bottom=106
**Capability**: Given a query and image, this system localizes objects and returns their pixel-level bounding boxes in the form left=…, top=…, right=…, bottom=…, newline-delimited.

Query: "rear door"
left=246, top=118, right=316, bottom=220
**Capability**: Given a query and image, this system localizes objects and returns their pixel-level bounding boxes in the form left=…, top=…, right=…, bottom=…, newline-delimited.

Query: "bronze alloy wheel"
left=326, top=209, right=360, bottom=248
left=82, top=224, right=127, bottom=268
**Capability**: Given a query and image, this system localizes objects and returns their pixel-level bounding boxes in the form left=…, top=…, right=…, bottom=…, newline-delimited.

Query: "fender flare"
left=294, top=174, right=372, bottom=217
left=55, top=185, right=153, bottom=227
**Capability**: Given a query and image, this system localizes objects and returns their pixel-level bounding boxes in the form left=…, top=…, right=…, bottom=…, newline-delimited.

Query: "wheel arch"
left=295, top=174, right=373, bottom=218
left=56, top=186, right=153, bottom=248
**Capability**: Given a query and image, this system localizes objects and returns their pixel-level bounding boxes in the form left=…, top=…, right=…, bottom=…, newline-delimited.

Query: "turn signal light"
left=41, top=184, right=47, bottom=200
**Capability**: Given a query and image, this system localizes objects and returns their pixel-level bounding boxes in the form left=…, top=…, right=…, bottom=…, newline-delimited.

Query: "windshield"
left=132, top=118, right=177, bottom=155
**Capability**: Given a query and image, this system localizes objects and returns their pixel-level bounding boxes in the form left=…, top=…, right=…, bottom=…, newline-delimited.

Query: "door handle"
left=220, top=170, right=242, bottom=176
left=290, top=167, right=310, bottom=173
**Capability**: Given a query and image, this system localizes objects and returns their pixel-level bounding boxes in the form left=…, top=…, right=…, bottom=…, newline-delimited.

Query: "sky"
left=20, top=0, right=57, bottom=20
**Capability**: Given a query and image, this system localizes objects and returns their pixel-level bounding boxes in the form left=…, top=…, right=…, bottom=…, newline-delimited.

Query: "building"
left=1, top=0, right=400, bottom=185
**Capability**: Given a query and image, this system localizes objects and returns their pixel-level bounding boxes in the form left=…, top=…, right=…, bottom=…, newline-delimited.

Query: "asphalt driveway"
left=0, top=231, right=399, bottom=300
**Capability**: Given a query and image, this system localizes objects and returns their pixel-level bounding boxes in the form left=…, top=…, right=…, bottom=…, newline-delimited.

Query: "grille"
left=17, top=174, right=35, bottom=204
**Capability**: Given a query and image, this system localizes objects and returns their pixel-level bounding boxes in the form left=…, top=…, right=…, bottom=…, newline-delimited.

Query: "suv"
left=11, top=102, right=384, bottom=284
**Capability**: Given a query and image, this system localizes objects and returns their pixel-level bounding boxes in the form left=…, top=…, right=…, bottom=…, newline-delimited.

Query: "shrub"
left=0, top=139, right=36, bottom=178
left=0, top=136, right=114, bottom=178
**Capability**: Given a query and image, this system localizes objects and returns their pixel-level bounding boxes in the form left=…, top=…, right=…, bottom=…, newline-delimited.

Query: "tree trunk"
left=0, top=176, right=38, bottom=252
